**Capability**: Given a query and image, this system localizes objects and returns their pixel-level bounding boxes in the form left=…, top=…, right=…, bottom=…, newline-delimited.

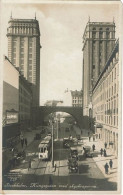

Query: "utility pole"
left=51, top=120, right=54, bottom=167
left=57, top=119, right=58, bottom=140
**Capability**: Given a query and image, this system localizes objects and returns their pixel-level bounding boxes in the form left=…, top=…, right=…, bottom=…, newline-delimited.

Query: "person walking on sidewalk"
left=109, top=159, right=113, bottom=169
left=25, top=138, right=28, bottom=147
left=21, top=138, right=24, bottom=148
left=28, top=159, right=31, bottom=171
left=92, top=144, right=95, bottom=151
left=104, top=142, right=107, bottom=149
left=100, top=148, right=103, bottom=156
left=104, top=149, right=107, bottom=157
left=104, top=162, right=109, bottom=174
left=54, top=164, right=57, bottom=172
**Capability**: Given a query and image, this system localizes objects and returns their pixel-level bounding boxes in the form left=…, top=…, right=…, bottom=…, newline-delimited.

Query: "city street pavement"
left=86, top=139, right=118, bottom=183
left=15, top=127, right=49, bottom=152
left=73, top=125, right=118, bottom=184
left=3, top=123, right=118, bottom=191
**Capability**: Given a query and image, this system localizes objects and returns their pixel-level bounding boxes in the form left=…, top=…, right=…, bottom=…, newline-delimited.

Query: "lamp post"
left=51, top=117, right=54, bottom=168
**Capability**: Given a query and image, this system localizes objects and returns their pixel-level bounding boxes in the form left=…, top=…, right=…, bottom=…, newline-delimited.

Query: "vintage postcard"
left=0, top=0, right=122, bottom=194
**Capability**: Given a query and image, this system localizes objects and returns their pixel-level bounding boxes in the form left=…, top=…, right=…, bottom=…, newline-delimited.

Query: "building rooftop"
left=71, top=90, right=83, bottom=96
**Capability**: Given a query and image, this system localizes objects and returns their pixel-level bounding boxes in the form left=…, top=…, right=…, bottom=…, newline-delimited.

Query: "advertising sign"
left=6, top=109, right=18, bottom=124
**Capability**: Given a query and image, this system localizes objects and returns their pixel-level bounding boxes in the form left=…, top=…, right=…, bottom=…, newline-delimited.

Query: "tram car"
left=38, top=135, right=52, bottom=160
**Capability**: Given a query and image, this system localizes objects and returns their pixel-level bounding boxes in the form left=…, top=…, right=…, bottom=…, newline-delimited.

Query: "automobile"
left=34, top=133, right=41, bottom=140
left=70, top=147, right=78, bottom=160
left=68, top=158, right=78, bottom=173
left=83, top=146, right=94, bottom=158
left=63, top=138, right=73, bottom=148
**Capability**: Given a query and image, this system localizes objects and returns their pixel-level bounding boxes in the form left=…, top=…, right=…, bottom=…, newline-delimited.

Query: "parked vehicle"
left=70, top=147, right=78, bottom=160
left=83, top=146, right=93, bottom=158
left=68, top=158, right=78, bottom=173
left=63, top=138, right=73, bottom=148
left=38, top=135, right=52, bottom=160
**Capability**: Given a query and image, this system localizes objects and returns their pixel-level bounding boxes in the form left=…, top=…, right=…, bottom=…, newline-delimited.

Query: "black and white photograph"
left=0, top=0, right=122, bottom=193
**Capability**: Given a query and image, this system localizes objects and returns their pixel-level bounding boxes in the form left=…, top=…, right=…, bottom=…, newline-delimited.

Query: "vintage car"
left=83, top=146, right=94, bottom=158
left=63, top=138, right=73, bottom=148
left=68, top=158, right=78, bottom=173
left=70, top=147, right=78, bottom=160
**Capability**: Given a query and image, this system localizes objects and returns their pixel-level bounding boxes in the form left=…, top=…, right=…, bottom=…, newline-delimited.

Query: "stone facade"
left=7, top=17, right=41, bottom=106
left=92, top=39, right=119, bottom=156
left=71, top=90, right=83, bottom=107
left=82, top=21, right=116, bottom=116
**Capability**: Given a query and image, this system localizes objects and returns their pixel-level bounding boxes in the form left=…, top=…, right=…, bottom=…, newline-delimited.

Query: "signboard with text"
left=6, top=110, right=18, bottom=124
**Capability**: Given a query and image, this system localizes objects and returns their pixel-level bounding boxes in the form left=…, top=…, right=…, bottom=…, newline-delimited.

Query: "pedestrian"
left=104, top=149, right=107, bottom=157
left=54, top=164, right=57, bottom=172
left=21, top=138, right=24, bottom=148
left=100, top=148, right=103, bottom=156
left=104, top=162, right=109, bottom=174
left=109, top=159, right=113, bottom=169
left=25, top=138, right=27, bottom=147
left=104, top=142, right=107, bottom=149
left=92, top=144, right=95, bottom=151
left=28, top=159, right=31, bottom=171
left=89, top=136, right=91, bottom=142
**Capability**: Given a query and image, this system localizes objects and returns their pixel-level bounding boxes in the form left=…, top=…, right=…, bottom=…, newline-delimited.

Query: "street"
left=3, top=120, right=117, bottom=191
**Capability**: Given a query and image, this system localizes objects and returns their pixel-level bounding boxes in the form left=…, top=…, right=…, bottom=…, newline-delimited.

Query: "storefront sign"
left=6, top=109, right=18, bottom=124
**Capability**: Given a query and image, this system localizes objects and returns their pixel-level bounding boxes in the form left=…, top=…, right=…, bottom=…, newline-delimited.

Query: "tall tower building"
left=7, top=16, right=41, bottom=106
left=82, top=20, right=116, bottom=116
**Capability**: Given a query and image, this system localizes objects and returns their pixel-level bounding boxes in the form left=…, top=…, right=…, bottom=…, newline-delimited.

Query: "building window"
left=29, top=60, right=32, bottom=64
left=21, top=54, right=24, bottom=58
left=29, top=65, right=32, bottom=70
left=99, top=32, right=103, bottom=39
left=21, top=59, right=24, bottom=64
left=92, top=31, right=96, bottom=39
left=112, top=86, right=113, bottom=95
left=29, top=54, right=32, bottom=59
left=29, top=71, right=32, bottom=76
left=114, top=116, right=115, bottom=126
left=112, top=71, right=113, bottom=82
left=114, top=83, right=116, bottom=94
left=115, top=68, right=116, bottom=79
left=21, top=48, right=24, bottom=52
left=29, top=48, right=32, bottom=52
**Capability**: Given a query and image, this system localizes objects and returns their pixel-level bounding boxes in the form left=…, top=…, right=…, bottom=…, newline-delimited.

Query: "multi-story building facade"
left=7, top=16, right=41, bottom=106
left=3, top=56, right=19, bottom=125
left=71, top=90, right=83, bottom=107
left=3, top=56, right=32, bottom=145
left=19, top=75, right=32, bottom=130
left=82, top=20, right=116, bottom=116
left=92, top=39, right=119, bottom=156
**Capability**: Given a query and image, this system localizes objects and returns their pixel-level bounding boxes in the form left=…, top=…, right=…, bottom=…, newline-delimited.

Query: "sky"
left=1, top=1, right=121, bottom=106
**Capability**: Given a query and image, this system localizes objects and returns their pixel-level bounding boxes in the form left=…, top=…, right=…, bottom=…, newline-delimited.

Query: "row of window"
left=96, top=114, right=118, bottom=126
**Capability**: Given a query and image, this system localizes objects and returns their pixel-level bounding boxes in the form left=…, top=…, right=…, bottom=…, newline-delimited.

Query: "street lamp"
left=51, top=120, right=54, bottom=167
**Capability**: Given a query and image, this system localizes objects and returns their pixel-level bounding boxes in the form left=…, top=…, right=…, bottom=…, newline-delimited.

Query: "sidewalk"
left=73, top=126, right=118, bottom=183
left=15, top=129, right=41, bottom=152
left=87, top=139, right=117, bottom=183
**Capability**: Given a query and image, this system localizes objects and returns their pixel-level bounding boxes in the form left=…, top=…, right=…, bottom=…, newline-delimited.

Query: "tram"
left=38, top=135, right=52, bottom=160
